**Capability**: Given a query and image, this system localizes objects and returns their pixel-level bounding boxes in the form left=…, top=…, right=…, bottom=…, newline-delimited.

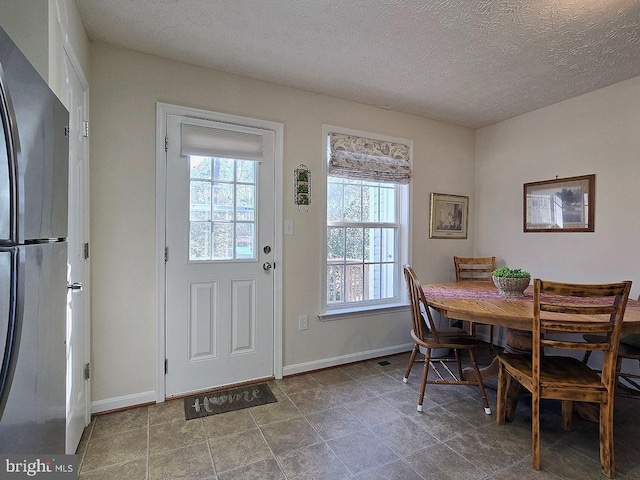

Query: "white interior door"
left=63, top=50, right=89, bottom=454
left=165, top=114, right=275, bottom=397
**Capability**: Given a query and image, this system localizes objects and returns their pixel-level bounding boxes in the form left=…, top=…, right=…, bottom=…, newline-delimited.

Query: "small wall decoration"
left=524, top=174, right=595, bottom=232
left=429, top=193, right=469, bottom=239
left=294, top=164, right=311, bottom=210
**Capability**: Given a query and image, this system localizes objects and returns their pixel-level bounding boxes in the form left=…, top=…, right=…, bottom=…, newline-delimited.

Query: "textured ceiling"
left=75, top=0, right=640, bottom=128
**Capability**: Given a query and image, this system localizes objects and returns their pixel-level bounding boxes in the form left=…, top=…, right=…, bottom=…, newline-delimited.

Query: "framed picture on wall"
left=429, top=193, right=469, bottom=239
left=524, top=174, right=595, bottom=232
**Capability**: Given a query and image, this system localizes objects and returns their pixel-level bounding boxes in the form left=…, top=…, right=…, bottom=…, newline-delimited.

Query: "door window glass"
left=189, top=156, right=256, bottom=261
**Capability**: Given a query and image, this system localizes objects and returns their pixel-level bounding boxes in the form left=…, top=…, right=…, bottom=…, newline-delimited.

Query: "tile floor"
left=76, top=345, right=640, bottom=479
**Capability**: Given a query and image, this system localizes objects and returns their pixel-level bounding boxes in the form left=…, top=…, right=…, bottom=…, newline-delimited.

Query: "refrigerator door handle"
left=0, top=61, right=21, bottom=245
left=0, top=248, right=21, bottom=421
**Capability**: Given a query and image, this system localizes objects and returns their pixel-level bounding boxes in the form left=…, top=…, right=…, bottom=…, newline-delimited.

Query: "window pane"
left=345, top=264, right=364, bottom=302
left=327, top=227, right=345, bottom=260
left=213, top=184, right=234, bottom=221
left=343, top=184, right=362, bottom=221
left=190, top=181, right=211, bottom=221
left=345, top=227, right=363, bottom=262
left=235, top=222, right=254, bottom=259
left=236, top=185, right=255, bottom=221
left=212, top=222, right=233, bottom=259
left=327, top=180, right=344, bottom=222
left=236, top=160, right=255, bottom=183
left=189, top=222, right=211, bottom=260
left=327, top=265, right=344, bottom=303
left=379, top=186, right=396, bottom=222
left=190, top=156, right=212, bottom=179
left=381, top=228, right=395, bottom=262
left=213, top=158, right=234, bottom=181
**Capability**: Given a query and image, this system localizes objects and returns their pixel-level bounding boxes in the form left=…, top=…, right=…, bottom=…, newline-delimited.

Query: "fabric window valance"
left=181, top=123, right=264, bottom=161
left=328, top=132, right=411, bottom=184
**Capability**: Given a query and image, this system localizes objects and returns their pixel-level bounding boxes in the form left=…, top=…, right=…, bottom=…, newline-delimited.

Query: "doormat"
left=184, top=383, right=277, bottom=420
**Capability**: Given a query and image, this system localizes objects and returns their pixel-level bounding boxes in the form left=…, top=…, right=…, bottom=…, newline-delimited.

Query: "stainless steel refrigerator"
left=0, top=25, right=68, bottom=454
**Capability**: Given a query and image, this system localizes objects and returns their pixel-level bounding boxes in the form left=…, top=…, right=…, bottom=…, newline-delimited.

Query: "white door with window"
left=63, top=50, right=90, bottom=454
left=164, top=114, right=275, bottom=397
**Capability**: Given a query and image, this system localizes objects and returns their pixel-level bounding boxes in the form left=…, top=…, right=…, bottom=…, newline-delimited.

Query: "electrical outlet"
left=298, top=314, right=308, bottom=331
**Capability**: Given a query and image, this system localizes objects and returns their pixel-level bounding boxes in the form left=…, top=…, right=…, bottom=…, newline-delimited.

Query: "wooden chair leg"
left=468, top=349, right=491, bottom=414
left=600, top=397, right=616, bottom=478
left=417, top=348, right=431, bottom=412
left=454, top=349, right=463, bottom=380
left=403, top=343, right=419, bottom=383
left=532, top=389, right=541, bottom=470
left=496, top=361, right=507, bottom=424
left=561, top=400, right=573, bottom=431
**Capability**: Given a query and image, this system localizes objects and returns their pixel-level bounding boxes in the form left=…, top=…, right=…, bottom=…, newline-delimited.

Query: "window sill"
left=318, top=303, right=409, bottom=322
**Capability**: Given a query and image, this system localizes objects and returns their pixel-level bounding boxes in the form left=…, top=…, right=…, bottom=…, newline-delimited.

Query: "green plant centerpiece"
left=491, top=267, right=531, bottom=297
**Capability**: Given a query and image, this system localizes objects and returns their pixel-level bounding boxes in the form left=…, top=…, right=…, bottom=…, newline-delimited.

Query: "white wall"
left=89, top=42, right=477, bottom=407
left=0, top=0, right=90, bottom=99
left=475, top=75, right=640, bottom=298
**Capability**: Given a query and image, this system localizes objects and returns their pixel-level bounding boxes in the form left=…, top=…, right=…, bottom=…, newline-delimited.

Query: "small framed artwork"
left=429, top=193, right=469, bottom=239
left=524, top=174, right=595, bottom=232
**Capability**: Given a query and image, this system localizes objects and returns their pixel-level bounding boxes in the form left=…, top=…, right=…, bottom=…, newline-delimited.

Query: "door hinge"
left=64, top=126, right=70, bottom=138
left=165, top=135, right=168, bottom=152
left=83, top=242, right=90, bottom=260
left=164, top=359, right=168, bottom=374
left=164, top=247, right=168, bottom=263
left=83, top=121, right=89, bottom=138
left=84, top=363, right=90, bottom=380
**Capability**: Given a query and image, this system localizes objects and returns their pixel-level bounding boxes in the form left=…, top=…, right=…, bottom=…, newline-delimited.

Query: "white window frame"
left=320, top=125, right=411, bottom=318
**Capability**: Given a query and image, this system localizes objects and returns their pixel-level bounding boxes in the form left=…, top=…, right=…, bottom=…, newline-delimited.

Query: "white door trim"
left=155, top=102, right=284, bottom=403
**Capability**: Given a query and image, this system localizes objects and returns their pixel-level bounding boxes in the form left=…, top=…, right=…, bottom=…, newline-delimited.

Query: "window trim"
left=321, top=124, right=412, bottom=315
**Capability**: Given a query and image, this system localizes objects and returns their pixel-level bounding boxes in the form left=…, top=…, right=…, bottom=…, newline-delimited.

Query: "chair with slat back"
left=582, top=293, right=640, bottom=399
left=453, top=256, right=497, bottom=348
left=402, top=264, right=491, bottom=414
left=496, top=278, right=632, bottom=478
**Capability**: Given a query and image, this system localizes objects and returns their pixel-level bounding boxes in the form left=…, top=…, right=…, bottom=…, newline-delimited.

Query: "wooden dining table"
left=423, top=281, right=640, bottom=421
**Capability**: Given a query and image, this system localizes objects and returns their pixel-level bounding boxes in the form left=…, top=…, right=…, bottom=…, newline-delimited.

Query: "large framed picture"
left=524, top=174, right=595, bottom=232
left=429, top=193, right=469, bottom=239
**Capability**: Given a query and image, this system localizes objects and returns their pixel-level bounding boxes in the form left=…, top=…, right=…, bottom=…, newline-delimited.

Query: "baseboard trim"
left=92, top=391, right=157, bottom=414
left=282, top=343, right=413, bottom=377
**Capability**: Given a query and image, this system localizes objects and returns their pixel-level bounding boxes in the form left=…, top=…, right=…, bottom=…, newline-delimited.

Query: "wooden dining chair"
left=402, top=264, right=491, bottom=414
left=496, top=278, right=632, bottom=478
left=453, top=256, right=497, bottom=348
left=582, top=294, right=640, bottom=400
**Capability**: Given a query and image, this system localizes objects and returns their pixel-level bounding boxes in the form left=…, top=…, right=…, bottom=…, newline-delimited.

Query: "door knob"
left=262, top=262, right=272, bottom=271
left=67, top=282, right=83, bottom=291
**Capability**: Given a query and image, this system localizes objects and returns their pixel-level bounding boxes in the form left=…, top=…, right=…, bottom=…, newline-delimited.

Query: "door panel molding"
left=155, top=103, right=283, bottom=403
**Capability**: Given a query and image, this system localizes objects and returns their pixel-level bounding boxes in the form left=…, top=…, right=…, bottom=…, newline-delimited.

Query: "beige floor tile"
left=351, top=459, right=424, bottom=480
left=209, top=428, right=272, bottom=473
left=323, top=379, right=374, bottom=404
left=203, top=408, right=257, bottom=437
left=274, top=374, right=322, bottom=394
left=148, top=442, right=215, bottom=480
left=404, top=443, right=487, bottom=480
left=149, top=418, right=207, bottom=454
left=91, top=406, right=149, bottom=438
left=305, top=405, right=365, bottom=440
left=327, top=429, right=398, bottom=474
left=287, top=387, right=342, bottom=415
left=343, top=395, right=404, bottom=428
left=277, top=441, right=351, bottom=480
left=309, top=368, right=353, bottom=386
left=260, top=416, right=322, bottom=455
left=370, top=416, right=439, bottom=457
left=217, top=457, right=285, bottom=480
left=81, top=428, right=148, bottom=473
left=149, top=398, right=185, bottom=425
left=78, top=457, right=147, bottom=480
left=249, top=395, right=300, bottom=426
